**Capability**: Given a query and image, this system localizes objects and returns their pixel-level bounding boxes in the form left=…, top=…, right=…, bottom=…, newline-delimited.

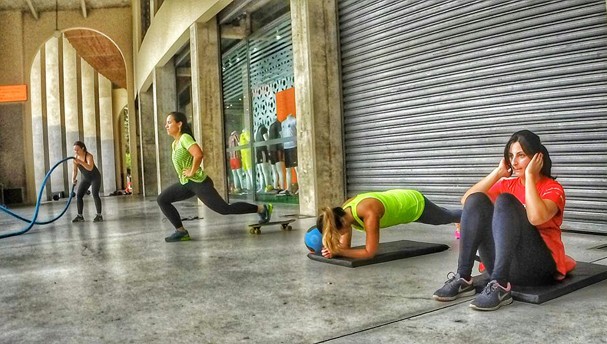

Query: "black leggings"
left=457, top=192, right=556, bottom=286
left=415, top=196, right=462, bottom=225
left=157, top=177, right=258, bottom=229
left=77, top=175, right=102, bottom=215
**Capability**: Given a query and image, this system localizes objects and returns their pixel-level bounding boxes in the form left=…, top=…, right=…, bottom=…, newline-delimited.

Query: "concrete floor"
left=1, top=196, right=606, bottom=344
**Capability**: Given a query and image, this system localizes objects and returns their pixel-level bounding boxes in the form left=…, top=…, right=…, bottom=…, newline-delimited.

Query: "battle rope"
left=0, top=157, right=76, bottom=239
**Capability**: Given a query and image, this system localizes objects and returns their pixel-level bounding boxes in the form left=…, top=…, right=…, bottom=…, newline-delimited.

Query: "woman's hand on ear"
left=525, top=153, right=543, bottom=179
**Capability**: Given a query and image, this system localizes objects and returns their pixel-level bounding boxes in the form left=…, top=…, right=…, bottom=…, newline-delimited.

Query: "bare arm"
left=339, top=227, right=352, bottom=249
left=333, top=200, right=382, bottom=259
left=76, top=153, right=96, bottom=171
left=183, top=143, right=203, bottom=178
left=461, top=158, right=510, bottom=205
left=524, top=153, right=559, bottom=225
left=72, top=160, right=78, bottom=184
left=320, top=226, right=353, bottom=259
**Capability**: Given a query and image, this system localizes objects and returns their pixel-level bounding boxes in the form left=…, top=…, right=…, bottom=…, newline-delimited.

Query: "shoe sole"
left=433, top=289, right=476, bottom=302
left=164, top=237, right=191, bottom=242
left=469, top=297, right=513, bottom=311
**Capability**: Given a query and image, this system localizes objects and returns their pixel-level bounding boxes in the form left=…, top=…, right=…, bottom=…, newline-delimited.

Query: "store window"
left=220, top=0, right=296, bottom=204
left=141, top=0, right=151, bottom=40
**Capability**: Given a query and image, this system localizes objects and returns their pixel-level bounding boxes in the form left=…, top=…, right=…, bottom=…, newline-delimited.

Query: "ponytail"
left=539, top=144, right=554, bottom=179
left=317, top=207, right=346, bottom=254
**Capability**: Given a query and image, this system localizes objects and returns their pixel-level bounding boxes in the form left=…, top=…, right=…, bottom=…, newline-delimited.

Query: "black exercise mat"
left=472, top=261, right=607, bottom=304
left=307, top=240, right=449, bottom=268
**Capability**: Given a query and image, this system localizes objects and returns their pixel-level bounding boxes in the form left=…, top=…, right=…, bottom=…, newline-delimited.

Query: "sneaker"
left=258, top=203, right=273, bottom=224
left=72, top=215, right=85, bottom=223
left=93, top=215, right=103, bottom=222
left=469, top=280, right=513, bottom=311
left=433, top=272, right=476, bottom=301
left=165, top=230, right=191, bottom=242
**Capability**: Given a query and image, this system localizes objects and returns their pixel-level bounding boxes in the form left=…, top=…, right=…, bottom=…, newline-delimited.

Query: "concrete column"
left=291, top=0, right=345, bottom=215
left=63, top=37, right=80, bottom=163
left=113, top=89, right=128, bottom=189
left=99, top=75, right=116, bottom=194
left=138, top=90, right=158, bottom=196
left=190, top=18, right=227, bottom=198
left=81, top=60, right=98, bottom=161
left=152, top=62, right=177, bottom=192
left=45, top=36, right=65, bottom=194
left=31, top=51, right=45, bottom=197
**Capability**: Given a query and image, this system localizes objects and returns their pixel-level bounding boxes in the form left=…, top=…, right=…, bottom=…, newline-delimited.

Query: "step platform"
left=307, top=239, right=449, bottom=268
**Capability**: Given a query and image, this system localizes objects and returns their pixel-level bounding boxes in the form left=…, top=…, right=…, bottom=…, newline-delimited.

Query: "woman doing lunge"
left=158, top=112, right=273, bottom=242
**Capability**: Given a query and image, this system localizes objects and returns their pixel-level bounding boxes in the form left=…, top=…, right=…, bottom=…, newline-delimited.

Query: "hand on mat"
left=525, top=152, right=543, bottom=179
left=321, top=247, right=333, bottom=259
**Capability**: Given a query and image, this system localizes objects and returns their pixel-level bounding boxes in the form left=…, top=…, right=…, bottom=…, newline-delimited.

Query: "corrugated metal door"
left=339, top=0, right=607, bottom=233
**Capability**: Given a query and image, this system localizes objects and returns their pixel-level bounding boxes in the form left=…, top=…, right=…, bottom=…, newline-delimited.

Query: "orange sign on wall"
left=0, top=85, right=28, bottom=103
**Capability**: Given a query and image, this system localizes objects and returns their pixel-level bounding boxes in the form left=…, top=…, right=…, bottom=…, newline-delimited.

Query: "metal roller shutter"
left=338, top=0, right=607, bottom=233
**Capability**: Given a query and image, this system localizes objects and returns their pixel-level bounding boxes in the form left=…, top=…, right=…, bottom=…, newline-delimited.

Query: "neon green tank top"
left=172, top=133, right=207, bottom=185
left=343, top=189, right=425, bottom=231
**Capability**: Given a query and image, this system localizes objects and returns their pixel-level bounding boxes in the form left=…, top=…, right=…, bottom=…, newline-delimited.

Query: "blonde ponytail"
left=319, top=207, right=342, bottom=254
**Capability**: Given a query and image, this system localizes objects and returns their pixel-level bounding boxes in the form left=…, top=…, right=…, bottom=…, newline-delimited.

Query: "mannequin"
left=239, top=128, right=253, bottom=191
left=228, top=131, right=244, bottom=193
left=254, top=124, right=273, bottom=192
left=281, top=114, right=298, bottom=194
left=268, top=118, right=285, bottom=191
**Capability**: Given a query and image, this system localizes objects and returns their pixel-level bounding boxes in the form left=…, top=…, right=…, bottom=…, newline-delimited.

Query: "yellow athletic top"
left=343, top=189, right=425, bottom=231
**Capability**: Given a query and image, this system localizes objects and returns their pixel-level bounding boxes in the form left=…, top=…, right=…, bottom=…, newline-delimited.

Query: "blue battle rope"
left=0, top=157, right=76, bottom=239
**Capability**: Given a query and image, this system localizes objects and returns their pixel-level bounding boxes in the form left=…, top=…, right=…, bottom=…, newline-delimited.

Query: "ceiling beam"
left=25, top=0, right=39, bottom=20
left=81, top=0, right=88, bottom=18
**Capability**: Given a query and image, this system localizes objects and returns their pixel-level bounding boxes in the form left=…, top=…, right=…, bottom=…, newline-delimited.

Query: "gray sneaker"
left=93, top=215, right=103, bottom=222
left=433, top=272, right=475, bottom=301
left=469, top=280, right=513, bottom=311
left=72, top=215, right=85, bottom=223
left=165, top=230, right=191, bottom=242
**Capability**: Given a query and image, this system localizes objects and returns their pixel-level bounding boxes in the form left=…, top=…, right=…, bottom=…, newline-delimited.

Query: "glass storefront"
left=221, top=5, right=297, bottom=204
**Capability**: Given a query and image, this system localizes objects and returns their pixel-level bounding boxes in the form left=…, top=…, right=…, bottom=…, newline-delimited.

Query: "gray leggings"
left=457, top=192, right=556, bottom=286
left=416, top=196, right=462, bottom=225
left=77, top=175, right=102, bottom=215
left=157, top=177, right=258, bottom=229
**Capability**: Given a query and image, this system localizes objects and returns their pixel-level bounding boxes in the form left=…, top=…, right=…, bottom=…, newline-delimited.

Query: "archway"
left=29, top=29, right=129, bottom=201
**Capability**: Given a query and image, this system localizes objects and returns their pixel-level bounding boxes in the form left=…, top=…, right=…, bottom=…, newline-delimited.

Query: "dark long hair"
left=73, top=141, right=88, bottom=155
left=503, top=130, right=554, bottom=179
left=169, top=111, right=195, bottom=139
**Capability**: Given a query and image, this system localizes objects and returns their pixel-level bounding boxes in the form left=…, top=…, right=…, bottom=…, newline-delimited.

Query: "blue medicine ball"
left=304, top=226, right=322, bottom=253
